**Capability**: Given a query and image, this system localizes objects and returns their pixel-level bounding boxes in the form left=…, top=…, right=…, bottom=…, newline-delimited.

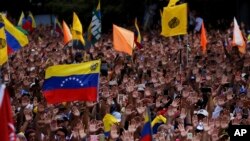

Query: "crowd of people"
left=1, top=18, right=250, bottom=141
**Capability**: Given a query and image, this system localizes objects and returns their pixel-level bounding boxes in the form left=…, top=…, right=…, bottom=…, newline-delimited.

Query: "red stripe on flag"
left=44, top=87, right=97, bottom=104
left=140, top=135, right=152, bottom=141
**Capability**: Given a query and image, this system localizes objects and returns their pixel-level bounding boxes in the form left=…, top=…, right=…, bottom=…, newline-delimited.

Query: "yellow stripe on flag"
left=45, top=60, right=101, bottom=79
left=0, top=26, right=7, bottom=65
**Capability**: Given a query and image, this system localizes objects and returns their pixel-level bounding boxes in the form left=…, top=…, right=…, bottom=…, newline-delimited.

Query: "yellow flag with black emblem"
left=161, top=3, right=187, bottom=37
left=0, top=15, right=7, bottom=66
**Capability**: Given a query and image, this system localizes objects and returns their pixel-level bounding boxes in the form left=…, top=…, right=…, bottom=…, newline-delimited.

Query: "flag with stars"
left=42, top=60, right=101, bottom=104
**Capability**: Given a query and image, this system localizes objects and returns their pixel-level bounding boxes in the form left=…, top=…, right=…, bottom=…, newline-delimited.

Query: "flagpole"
left=6, top=59, right=10, bottom=84
left=178, top=36, right=182, bottom=73
left=186, top=34, right=189, bottom=67
left=0, top=66, right=2, bottom=85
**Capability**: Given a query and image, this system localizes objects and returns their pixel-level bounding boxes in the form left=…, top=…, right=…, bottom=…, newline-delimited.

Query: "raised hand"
left=125, top=104, right=134, bottom=116
left=192, top=115, right=198, bottom=127
left=88, top=120, right=102, bottom=133
left=156, top=97, right=162, bottom=108
left=120, top=130, right=134, bottom=141
left=78, top=122, right=86, bottom=139
left=162, top=96, right=170, bottom=104
left=86, top=101, right=96, bottom=108
left=203, top=117, right=210, bottom=131
left=167, top=106, right=176, bottom=117
left=178, top=124, right=189, bottom=137
left=193, top=133, right=202, bottom=141
left=25, top=112, right=33, bottom=122
left=182, top=89, right=190, bottom=98
left=128, top=119, right=138, bottom=133
left=232, top=119, right=241, bottom=125
left=180, top=108, right=187, bottom=119
left=110, top=125, right=119, bottom=140
left=171, top=98, right=180, bottom=108
left=220, top=116, right=229, bottom=129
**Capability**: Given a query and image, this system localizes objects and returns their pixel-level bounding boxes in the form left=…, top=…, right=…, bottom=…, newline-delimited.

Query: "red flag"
left=200, top=21, right=207, bottom=54
left=0, top=84, right=16, bottom=141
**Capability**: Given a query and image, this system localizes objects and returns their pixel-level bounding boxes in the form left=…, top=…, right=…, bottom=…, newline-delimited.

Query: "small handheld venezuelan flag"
left=42, top=60, right=101, bottom=104
left=140, top=108, right=153, bottom=141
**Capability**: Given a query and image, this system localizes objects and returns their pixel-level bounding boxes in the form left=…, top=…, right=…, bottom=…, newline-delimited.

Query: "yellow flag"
left=161, top=3, right=187, bottom=37
left=103, top=114, right=118, bottom=132
left=18, top=11, right=24, bottom=26
left=28, top=11, right=36, bottom=28
left=0, top=25, right=7, bottom=65
left=72, top=12, right=85, bottom=45
left=167, top=0, right=179, bottom=7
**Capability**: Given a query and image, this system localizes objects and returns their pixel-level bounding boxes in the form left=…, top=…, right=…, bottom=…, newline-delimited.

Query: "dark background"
left=0, top=0, right=249, bottom=32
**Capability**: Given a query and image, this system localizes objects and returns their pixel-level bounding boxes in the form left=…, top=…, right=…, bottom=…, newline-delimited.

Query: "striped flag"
left=87, top=0, right=101, bottom=45
left=140, top=109, right=153, bottom=141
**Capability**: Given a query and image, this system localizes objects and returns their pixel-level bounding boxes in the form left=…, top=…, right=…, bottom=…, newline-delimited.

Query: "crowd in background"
left=1, top=18, right=250, bottom=141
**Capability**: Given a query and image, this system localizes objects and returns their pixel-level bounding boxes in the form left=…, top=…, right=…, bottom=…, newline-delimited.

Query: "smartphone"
left=117, top=94, right=124, bottom=105
left=187, top=133, right=193, bottom=140
left=99, top=134, right=105, bottom=141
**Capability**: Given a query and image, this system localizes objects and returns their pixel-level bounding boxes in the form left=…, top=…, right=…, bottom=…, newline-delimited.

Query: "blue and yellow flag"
left=161, top=2, right=187, bottom=37
left=43, top=60, right=101, bottom=104
left=87, top=0, right=101, bottom=45
left=1, top=14, right=28, bottom=54
left=72, top=12, right=85, bottom=46
left=0, top=16, right=7, bottom=66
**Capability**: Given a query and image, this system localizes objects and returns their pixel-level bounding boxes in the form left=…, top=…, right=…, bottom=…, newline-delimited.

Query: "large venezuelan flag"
left=140, top=109, right=153, bottom=141
left=2, top=15, right=29, bottom=54
left=43, top=60, right=101, bottom=104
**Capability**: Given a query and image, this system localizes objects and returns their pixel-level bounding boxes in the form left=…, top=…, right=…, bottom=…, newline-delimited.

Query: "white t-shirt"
left=194, top=17, right=203, bottom=32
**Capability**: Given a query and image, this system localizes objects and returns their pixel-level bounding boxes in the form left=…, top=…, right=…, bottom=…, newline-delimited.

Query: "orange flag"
left=200, top=21, right=207, bottom=54
left=113, top=24, right=134, bottom=56
left=233, top=17, right=246, bottom=54
left=62, top=20, right=72, bottom=45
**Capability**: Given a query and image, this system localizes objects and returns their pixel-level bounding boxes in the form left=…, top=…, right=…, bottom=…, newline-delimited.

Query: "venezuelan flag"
left=2, top=15, right=28, bottom=54
left=140, top=109, right=153, bottom=141
left=42, top=60, right=101, bottom=104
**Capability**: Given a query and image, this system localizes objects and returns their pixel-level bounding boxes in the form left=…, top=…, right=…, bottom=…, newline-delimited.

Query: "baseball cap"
left=197, top=109, right=208, bottom=117
left=112, top=111, right=121, bottom=122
